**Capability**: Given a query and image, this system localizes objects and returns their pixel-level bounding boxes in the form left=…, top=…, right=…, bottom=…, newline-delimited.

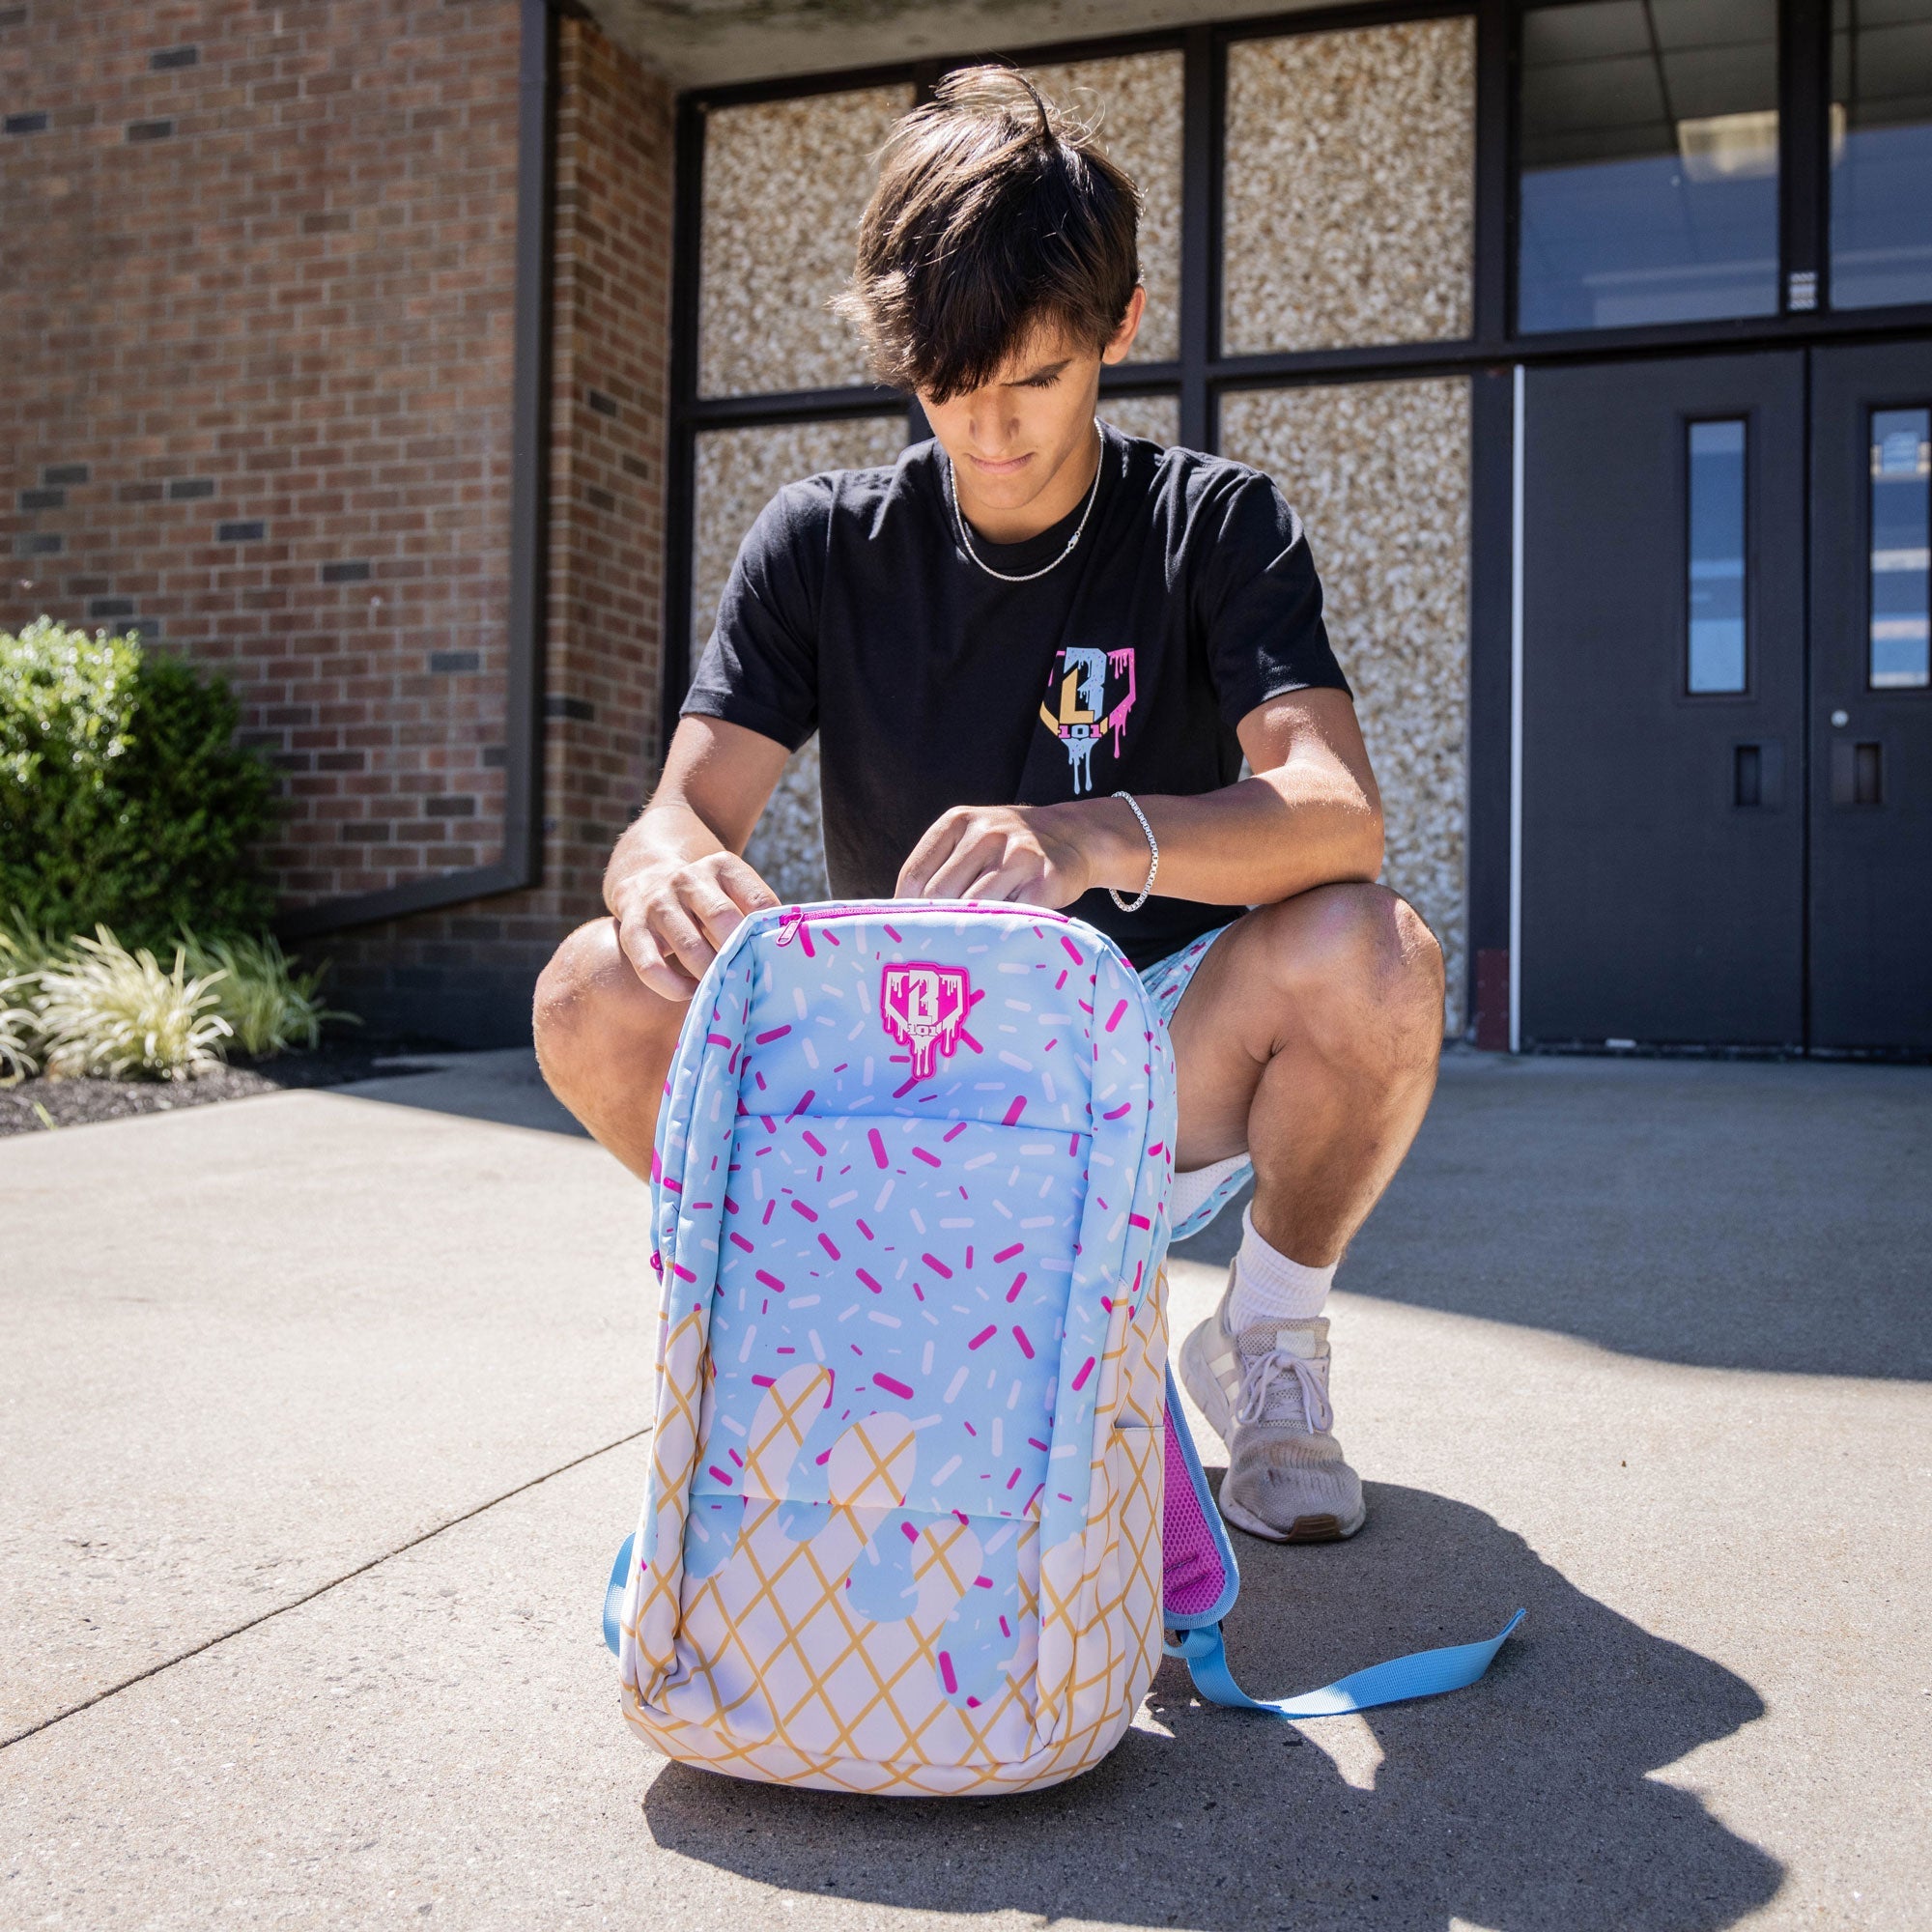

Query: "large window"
left=1832, top=0, right=1932, bottom=309
left=1518, top=0, right=1782, bottom=332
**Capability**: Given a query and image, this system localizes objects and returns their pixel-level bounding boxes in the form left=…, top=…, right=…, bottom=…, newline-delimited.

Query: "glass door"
left=1809, top=341, right=1932, bottom=1051
left=1520, top=353, right=1807, bottom=1048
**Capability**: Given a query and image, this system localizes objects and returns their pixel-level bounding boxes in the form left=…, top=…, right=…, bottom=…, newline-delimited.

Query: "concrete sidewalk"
left=2, top=1052, right=1926, bottom=1930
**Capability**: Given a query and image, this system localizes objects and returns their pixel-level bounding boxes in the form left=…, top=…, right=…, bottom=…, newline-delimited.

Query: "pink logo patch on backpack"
left=879, top=962, right=972, bottom=1079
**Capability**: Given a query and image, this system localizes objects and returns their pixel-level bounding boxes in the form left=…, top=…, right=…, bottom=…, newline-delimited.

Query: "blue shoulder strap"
left=603, top=1520, right=1523, bottom=1706
left=1161, top=1369, right=1524, bottom=1717
left=1164, top=1610, right=1525, bottom=1719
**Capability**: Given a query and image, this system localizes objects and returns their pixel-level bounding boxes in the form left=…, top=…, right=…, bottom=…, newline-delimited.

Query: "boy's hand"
left=609, top=850, right=779, bottom=1001
left=895, top=802, right=1111, bottom=906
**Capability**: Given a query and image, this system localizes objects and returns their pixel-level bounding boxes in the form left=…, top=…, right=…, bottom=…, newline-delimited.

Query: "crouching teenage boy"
left=533, top=71, right=1445, bottom=1545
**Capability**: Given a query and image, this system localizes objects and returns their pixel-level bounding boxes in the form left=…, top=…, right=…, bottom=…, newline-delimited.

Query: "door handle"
left=1732, top=740, right=1784, bottom=808
left=1831, top=739, right=1884, bottom=807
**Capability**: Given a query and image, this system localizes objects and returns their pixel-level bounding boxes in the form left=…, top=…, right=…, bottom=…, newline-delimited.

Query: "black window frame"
left=662, top=0, right=1932, bottom=739
left=658, top=0, right=1932, bottom=1030
left=663, top=0, right=1497, bottom=742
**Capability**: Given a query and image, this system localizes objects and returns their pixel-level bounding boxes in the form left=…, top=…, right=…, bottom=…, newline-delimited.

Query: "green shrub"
left=0, top=1001, right=33, bottom=1080
left=0, top=619, right=277, bottom=947
left=0, top=908, right=64, bottom=979
left=0, top=915, right=54, bottom=1079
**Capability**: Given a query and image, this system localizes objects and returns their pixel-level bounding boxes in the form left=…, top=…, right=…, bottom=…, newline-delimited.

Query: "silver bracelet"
left=1108, top=790, right=1158, bottom=913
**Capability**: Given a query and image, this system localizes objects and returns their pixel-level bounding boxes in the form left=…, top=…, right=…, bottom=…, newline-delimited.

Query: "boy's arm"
left=895, top=687, right=1381, bottom=907
left=604, top=716, right=791, bottom=999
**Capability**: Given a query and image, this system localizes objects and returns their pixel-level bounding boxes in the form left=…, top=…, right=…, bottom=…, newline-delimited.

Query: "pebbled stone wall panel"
left=1027, top=51, right=1183, bottom=365
left=696, top=86, right=911, bottom=399
left=1223, top=18, right=1476, bottom=355
left=691, top=415, right=911, bottom=903
left=1221, top=377, right=1472, bottom=1030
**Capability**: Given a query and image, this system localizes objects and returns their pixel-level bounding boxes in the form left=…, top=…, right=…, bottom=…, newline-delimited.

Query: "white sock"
left=1169, top=1151, right=1247, bottom=1228
left=1227, top=1206, right=1335, bottom=1333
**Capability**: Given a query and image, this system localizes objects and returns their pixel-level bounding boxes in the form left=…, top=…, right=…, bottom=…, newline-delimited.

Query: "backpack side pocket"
left=624, top=942, right=759, bottom=1710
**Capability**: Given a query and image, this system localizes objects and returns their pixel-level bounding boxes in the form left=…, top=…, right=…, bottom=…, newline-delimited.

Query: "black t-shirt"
left=681, top=421, right=1350, bottom=971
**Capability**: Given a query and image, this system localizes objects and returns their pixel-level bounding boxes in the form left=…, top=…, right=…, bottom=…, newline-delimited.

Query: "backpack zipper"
left=775, top=900, right=1072, bottom=947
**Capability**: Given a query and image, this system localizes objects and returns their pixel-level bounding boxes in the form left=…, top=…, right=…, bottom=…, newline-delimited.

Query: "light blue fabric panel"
left=1037, top=932, right=1173, bottom=1568
left=701, top=1110, right=1082, bottom=1522
left=737, top=908, right=1100, bottom=1131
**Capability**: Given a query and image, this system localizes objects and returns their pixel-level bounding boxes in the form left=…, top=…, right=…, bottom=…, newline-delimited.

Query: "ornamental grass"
left=179, top=930, right=349, bottom=1059
left=32, top=929, right=233, bottom=1082
left=0, top=919, right=353, bottom=1083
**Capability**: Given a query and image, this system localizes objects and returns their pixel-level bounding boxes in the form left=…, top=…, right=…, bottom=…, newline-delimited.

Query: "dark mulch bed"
left=0, top=1037, right=451, bottom=1137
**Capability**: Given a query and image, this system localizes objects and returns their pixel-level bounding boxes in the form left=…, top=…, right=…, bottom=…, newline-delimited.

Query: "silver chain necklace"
left=947, top=428, right=1103, bottom=583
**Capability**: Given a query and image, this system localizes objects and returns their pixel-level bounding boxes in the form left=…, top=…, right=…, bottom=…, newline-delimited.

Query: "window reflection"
left=1519, top=0, right=1781, bottom=333
left=1869, top=408, right=1931, bottom=690
left=1832, top=0, right=1932, bottom=309
left=1688, top=419, right=1748, bottom=694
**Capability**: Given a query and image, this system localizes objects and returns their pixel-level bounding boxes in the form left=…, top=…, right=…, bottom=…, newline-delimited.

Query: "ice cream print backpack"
left=602, top=900, right=1522, bottom=1797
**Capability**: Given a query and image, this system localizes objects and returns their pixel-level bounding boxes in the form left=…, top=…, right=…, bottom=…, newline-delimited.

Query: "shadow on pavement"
left=641, top=1483, right=1778, bottom=1931
left=330, top=1049, right=593, bottom=1140
left=1175, top=1055, right=1932, bottom=1381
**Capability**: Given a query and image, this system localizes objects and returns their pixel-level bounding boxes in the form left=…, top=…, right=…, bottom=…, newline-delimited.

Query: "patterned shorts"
left=1137, top=919, right=1250, bottom=1243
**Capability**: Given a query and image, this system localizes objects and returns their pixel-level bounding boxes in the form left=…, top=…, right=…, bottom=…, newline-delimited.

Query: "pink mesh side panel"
left=1162, top=1408, right=1229, bottom=1617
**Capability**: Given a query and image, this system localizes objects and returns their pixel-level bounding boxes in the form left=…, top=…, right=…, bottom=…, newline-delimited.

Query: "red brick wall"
left=321, top=13, right=673, bottom=1041
left=0, top=0, right=673, bottom=1042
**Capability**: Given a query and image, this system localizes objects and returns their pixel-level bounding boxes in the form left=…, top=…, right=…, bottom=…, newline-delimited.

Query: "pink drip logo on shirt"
left=880, top=963, right=972, bottom=1080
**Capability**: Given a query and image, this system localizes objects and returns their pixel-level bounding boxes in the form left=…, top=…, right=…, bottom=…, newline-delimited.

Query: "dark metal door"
left=1521, top=353, right=1806, bottom=1048
left=1810, top=343, right=1932, bottom=1053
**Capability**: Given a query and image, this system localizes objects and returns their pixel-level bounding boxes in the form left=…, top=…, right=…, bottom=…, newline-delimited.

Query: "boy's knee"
left=1266, top=884, right=1444, bottom=1061
left=532, top=918, right=682, bottom=1086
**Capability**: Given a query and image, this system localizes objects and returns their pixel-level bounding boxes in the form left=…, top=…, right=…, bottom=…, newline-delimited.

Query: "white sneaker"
left=1179, top=1267, right=1366, bottom=1543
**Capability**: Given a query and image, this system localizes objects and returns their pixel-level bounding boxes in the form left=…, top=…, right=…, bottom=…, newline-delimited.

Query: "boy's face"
left=919, top=287, right=1145, bottom=540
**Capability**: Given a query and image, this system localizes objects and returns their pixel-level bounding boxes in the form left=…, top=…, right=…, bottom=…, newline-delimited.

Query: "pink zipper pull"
left=774, top=909, right=807, bottom=947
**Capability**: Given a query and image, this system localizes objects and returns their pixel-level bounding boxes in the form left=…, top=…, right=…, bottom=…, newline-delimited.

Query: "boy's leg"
left=536, top=882, right=1445, bottom=1203
left=1168, top=881, right=1444, bottom=1264
left=532, top=917, right=685, bottom=1182
left=1168, top=881, right=1445, bottom=1542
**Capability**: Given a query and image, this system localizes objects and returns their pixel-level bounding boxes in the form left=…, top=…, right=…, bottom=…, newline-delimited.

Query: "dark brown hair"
left=833, top=68, right=1142, bottom=404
